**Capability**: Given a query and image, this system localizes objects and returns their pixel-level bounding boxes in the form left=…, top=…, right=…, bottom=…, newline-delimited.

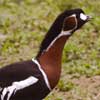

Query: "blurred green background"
left=0, top=0, right=100, bottom=100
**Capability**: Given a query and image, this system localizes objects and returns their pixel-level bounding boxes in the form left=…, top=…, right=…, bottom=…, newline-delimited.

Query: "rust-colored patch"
left=63, top=16, right=76, bottom=31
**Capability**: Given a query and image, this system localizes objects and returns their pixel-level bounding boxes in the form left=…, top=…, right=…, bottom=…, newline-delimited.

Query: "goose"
left=0, top=8, right=91, bottom=100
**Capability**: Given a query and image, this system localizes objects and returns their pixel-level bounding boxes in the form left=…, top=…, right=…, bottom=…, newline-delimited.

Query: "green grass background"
left=0, top=0, right=100, bottom=100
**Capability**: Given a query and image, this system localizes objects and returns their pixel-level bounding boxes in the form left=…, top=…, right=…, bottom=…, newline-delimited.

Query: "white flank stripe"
left=0, top=87, right=2, bottom=92
left=32, top=59, right=51, bottom=91
left=12, top=76, right=38, bottom=90
left=1, top=76, right=38, bottom=100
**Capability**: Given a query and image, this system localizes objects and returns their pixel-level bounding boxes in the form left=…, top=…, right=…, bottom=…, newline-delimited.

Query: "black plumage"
left=0, top=60, right=50, bottom=100
left=0, top=8, right=91, bottom=100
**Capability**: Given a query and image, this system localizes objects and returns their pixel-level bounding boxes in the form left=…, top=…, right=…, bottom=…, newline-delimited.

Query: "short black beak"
left=86, top=15, right=92, bottom=21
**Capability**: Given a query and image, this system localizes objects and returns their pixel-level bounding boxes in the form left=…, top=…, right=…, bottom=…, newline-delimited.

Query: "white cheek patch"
left=80, top=13, right=87, bottom=21
left=1, top=76, right=38, bottom=100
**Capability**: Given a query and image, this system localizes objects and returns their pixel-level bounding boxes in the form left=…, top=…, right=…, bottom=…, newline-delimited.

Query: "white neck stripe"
left=45, top=30, right=71, bottom=52
left=32, top=59, right=52, bottom=90
left=43, top=16, right=77, bottom=52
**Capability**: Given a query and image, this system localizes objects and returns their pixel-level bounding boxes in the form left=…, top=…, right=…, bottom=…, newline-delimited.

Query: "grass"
left=0, top=0, right=100, bottom=100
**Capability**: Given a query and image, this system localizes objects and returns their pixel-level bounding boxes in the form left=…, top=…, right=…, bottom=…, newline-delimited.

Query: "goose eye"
left=80, top=13, right=87, bottom=21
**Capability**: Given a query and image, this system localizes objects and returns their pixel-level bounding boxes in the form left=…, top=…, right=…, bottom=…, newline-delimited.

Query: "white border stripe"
left=45, top=30, right=71, bottom=51
left=32, top=59, right=52, bottom=91
left=45, top=14, right=77, bottom=52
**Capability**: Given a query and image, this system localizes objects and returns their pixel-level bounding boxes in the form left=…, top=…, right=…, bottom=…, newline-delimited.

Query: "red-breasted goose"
left=0, top=8, right=91, bottom=100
